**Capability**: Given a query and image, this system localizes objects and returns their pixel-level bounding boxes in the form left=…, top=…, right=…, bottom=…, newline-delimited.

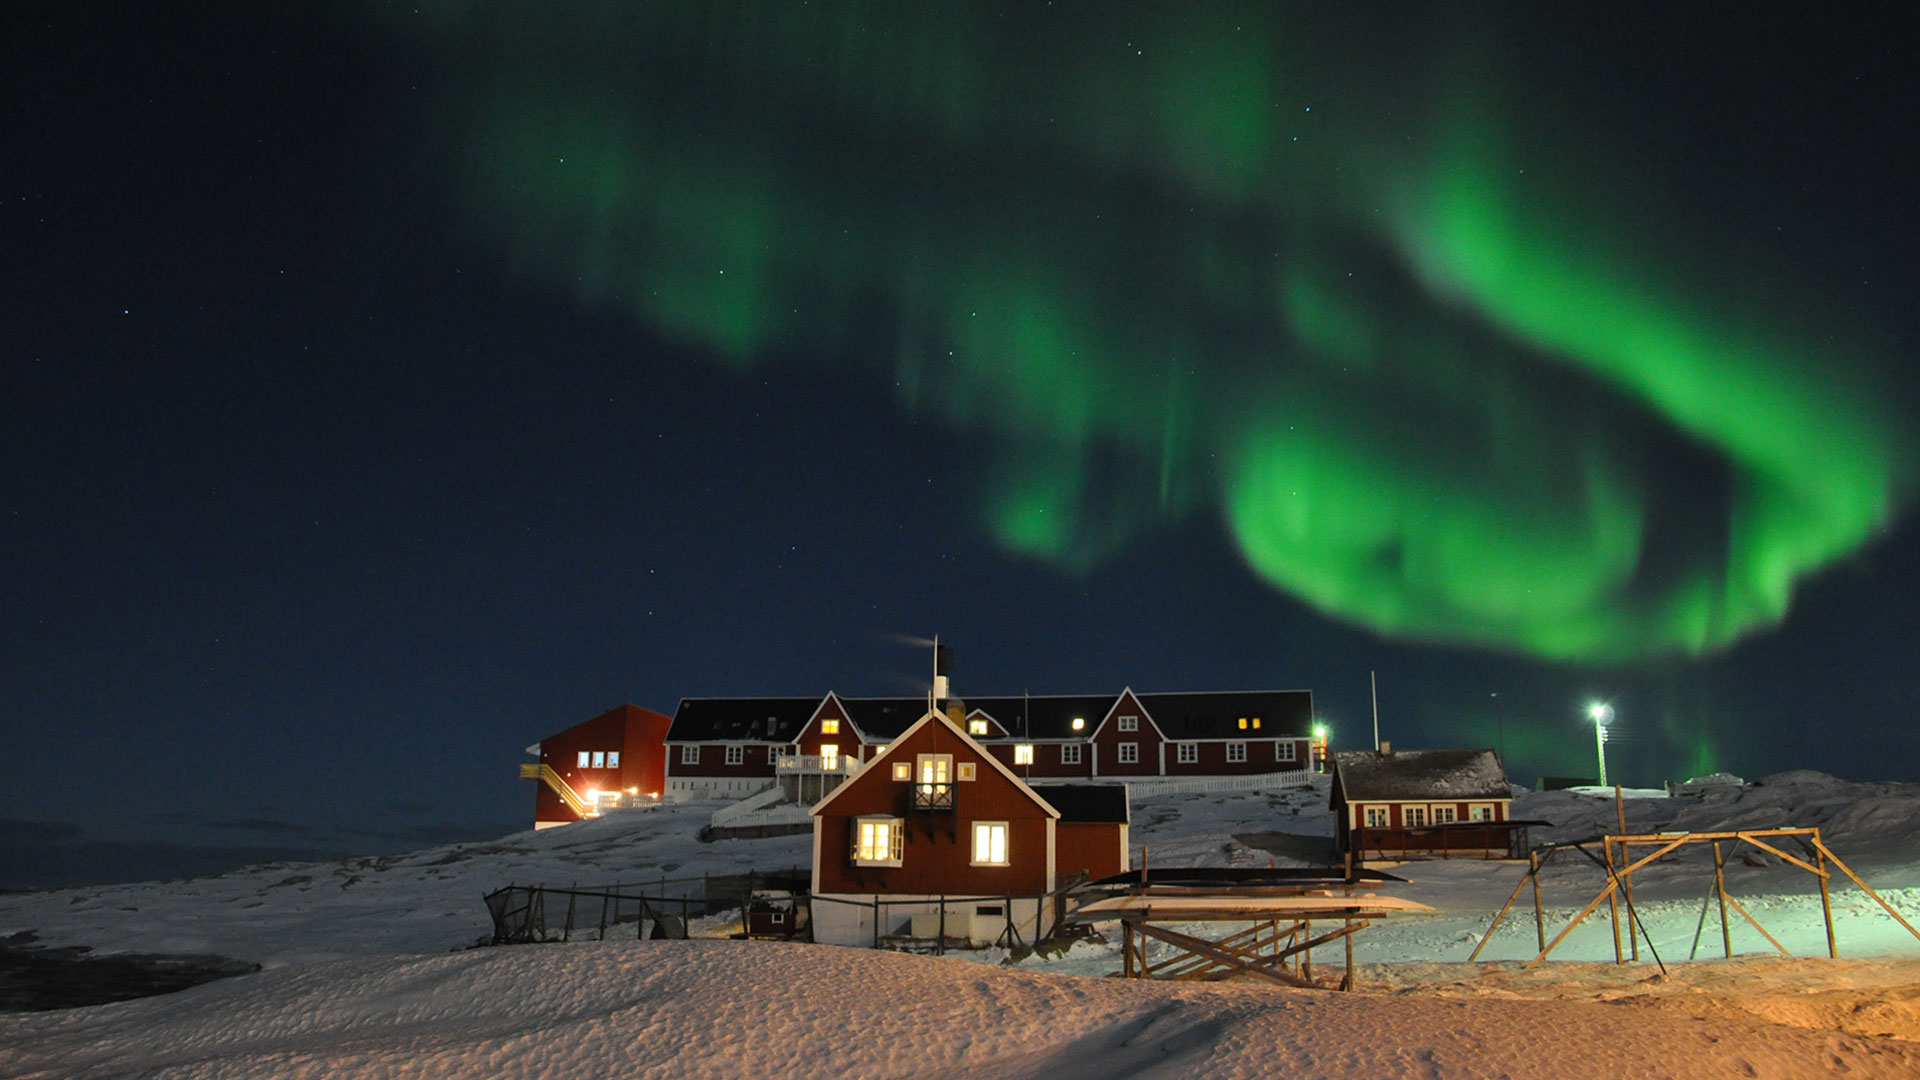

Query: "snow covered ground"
left=6, top=772, right=1920, bottom=1077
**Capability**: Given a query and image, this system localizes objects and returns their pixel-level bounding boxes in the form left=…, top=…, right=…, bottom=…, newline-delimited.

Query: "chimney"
left=946, top=699, right=966, bottom=726
left=932, top=641, right=952, bottom=702
left=1379, top=740, right=1393, bottom=756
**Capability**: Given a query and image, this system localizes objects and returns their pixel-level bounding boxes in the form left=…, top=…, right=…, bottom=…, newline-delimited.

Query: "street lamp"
left=1588, top=702, right=1613, bottom=787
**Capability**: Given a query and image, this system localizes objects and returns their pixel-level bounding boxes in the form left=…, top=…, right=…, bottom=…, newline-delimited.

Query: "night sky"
left=8, top=2, right=1919, bottom=890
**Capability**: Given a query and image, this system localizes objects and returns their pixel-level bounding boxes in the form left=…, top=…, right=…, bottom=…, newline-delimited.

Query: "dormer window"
left=1071, top=718, right=1085, bottom=731
left=822, top=719, right=840, bottom=735
left=968, top=718, right=989, bottom=736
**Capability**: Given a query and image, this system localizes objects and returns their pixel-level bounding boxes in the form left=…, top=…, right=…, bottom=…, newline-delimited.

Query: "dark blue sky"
left=7, top=2, right=1919, bottom=890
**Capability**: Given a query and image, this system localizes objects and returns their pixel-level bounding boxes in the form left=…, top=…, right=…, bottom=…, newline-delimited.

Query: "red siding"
left=535, top=704, right=673, bottom=823
left=1055, top=821, right=1124, bottom=883
left=670, top=743, right=780, bottom=779
left=816, top=719, right=1053, bottom=897
left=794, top=694, right=865, bottom=758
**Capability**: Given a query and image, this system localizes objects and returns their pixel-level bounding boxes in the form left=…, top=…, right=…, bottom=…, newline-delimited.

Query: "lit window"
left=1238, top=718, right=1248, bottom=730
left=1404, top=806, right=1428, bottom=827
left=1277, top=741, right=1295, bottom=762
left=680, top=745, right=699, bottom=765
left=1071, top=717, right=1085, bottom=731
left=1118, top=715, right=1138, bottom=732
left=1013, top=744, right=1034, bottom=765
left=592, top=751, right=606, bottom=768
left=577, top=751, right=591, bottom=768
left=1469, top=804, right=1494, bottom=822
left=893, top=762, right=911, bottom=781
left=820, top=744, right=839, bottom=770
left=1177, top=742, right=1197, bottom=764
left=1226, top=742, right=1246, bottom=763
left=1364, top=806, right=1389, bottom=828
left=725, top=745, right=744, bottom=766
left=1118, top=742, right=1138, bottom=764
left=968, top=718, right=989, bottom=736
left=1433, top=805, right=1457, bottom=824
left=1060, top=744, right=1081, bottom=765
left=1252, top=718, right=1261, bottom=730
left=914, top=754, right=954, bottom=809
left=971, top=822, right=1009, bottom=866
left=607, top=751, right=620, bottom=767
left=822, top=719, right=840, bottom=735
left=958, top=762, right=977, bottom=781
left=853, top=816, right=903, bottom=865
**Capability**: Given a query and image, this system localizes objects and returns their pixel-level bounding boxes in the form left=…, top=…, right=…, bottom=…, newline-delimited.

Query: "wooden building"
left=1329, top=745, right=1527, bottom=860
left=808, top=704, right=1130, bottom=947
left=520, top=704, right=674, bottom=828
left=663, top=687, right=1315, bottom=801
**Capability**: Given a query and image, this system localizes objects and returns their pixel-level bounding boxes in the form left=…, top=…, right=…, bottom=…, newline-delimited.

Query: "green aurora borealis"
left=386, top=3, right=1913, bottom=662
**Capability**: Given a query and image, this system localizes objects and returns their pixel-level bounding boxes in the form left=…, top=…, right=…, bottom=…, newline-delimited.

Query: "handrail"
left=520, top=762, right=595, bottom=818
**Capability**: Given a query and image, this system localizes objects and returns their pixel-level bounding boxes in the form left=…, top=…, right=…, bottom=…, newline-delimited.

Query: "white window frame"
left=893, top=762, right=911, bottom=781
left=1363, top=805, right=1389, bottom=828
left=1060, top=744, right=1082, bottom=765
left=768, top=745, right=780, bottom=763
left=821, top=719, right=840, bottom=735
left=1277, top=741, right=1295, bottom=763
left=971, top=821, right=1010, bottom=866
left=958, top=762, right=977, bottom=781
left=852, top=816, right=904, bottom=866
left=1432, top=804, right=1457, bottom=824
left=1117, top=715, right=1139, bottom=732
left=724, top=745, right=744, bottom=766
left=1226, top=742, right=1247, bottom=763
left=968, top=718, right=989, bottom=736
left=1404, top=805, right=1428, bottom=828
left=820, top=744, right=840, bottom=771
left=607, top=750, right=620, bottom=768
left=577, top=751, right=591, bottom=768
left=1013, top=744, right=1034, bottom=765
left=1118, top=742, right=1139, bottom=765
left=1176, top=742, right=1197, bottom=764
left=1469, top=803, right=1494, bottom=822
left=680, top=745, right=699, bottom=765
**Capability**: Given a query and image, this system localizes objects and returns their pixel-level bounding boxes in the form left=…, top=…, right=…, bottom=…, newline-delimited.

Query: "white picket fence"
left=1107, top=769, right=1316, bottom=799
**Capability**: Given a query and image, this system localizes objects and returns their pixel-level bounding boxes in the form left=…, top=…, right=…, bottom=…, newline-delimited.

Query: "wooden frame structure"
left=1470, top=826, right=1920, bottom=970
left=1065, top=868, right=1430, bottom=991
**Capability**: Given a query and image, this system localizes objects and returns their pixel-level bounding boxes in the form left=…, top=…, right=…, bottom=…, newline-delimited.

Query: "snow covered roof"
left=1331, top=748, right=1511, bottom=803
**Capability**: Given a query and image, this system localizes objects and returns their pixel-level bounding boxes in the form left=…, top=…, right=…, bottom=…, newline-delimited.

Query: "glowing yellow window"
left=1238, top=717, right=1248, bottom=730
left=968, top=718, right=989, bottom=736
left=893, top=762, right=911, bottom=781
left=971, top=822, right=1009, bottom=865
left=1013, top=745, right=1034, bottom=765
left=821, top=744, right=839, bottom=770
left=821, top=719, right=840, bottom=735
left=1071, top=717, right=1085, bottom=731
left=853, top=816, right=903, bottom=865
left=1252, top=717, right=1261, bottom=729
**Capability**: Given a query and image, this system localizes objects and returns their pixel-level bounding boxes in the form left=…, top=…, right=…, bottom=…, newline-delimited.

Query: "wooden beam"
left=1810, top=838, right=1920, bottom=944
left=1735, top=833, right=1824, bottom=878
left=1129, top=922, right=1317, bottom=989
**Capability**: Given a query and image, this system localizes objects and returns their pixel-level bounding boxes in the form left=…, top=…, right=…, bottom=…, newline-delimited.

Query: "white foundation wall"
left=811, top=893, right=1052, bottom=948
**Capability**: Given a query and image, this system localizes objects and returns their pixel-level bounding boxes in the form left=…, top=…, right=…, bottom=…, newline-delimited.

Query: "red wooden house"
left=662, top=688, right=1315, bottom=800
left=1329, top=745, right=1528, bottom=860
left=808, top=704, right=1130, bottom=947
left=520, top=704, right=674, bottom=828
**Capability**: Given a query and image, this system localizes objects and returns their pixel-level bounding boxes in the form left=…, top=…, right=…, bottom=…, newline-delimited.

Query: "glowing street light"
left=1588, top=702, right=1613, bottom=787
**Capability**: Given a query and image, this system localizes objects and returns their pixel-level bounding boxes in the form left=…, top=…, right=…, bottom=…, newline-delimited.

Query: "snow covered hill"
left=7, top=772, right=1920, bottom=1077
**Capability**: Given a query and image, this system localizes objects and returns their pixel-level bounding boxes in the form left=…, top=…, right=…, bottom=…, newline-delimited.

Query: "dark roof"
left=838, top=697, right=932, bottom=740
left=1032, top=783, right=1130, bottom=824
left=953, top=695, right=1115, bottom=740
left=1134, top=691, right=1314, bottom=739
left=665, top=697, right=822, bottom=744
left=1330, top=748, right=1511, bottom=804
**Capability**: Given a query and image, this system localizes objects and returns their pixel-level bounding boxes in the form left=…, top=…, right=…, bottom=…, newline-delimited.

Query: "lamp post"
left=1588, top=703, right=1612, bottom=787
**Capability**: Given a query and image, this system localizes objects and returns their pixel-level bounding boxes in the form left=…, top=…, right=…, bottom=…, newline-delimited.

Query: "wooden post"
left=1604, top=840, right=1623, bottom=963
left=1816, top=844, right=1837, bottom=959
left=1714, top=841, right=1732, bottom=959
left=1812, top=837, right=1920, bottom=944
left=1301, top=918, right=1312, bottom=982
left=1469, top=863, right=1533, bottom=962
left=938, top=894, right=947, bottom=955
left=1530, top=850, right=1547, bottom=953
left=743, top=871, right=753, bottom=938
left=1343, top=917, right=1355, bottom=991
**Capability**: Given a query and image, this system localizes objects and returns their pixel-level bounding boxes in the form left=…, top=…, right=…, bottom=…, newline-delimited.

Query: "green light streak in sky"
left=385, top=2, right=1913, bottom=661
